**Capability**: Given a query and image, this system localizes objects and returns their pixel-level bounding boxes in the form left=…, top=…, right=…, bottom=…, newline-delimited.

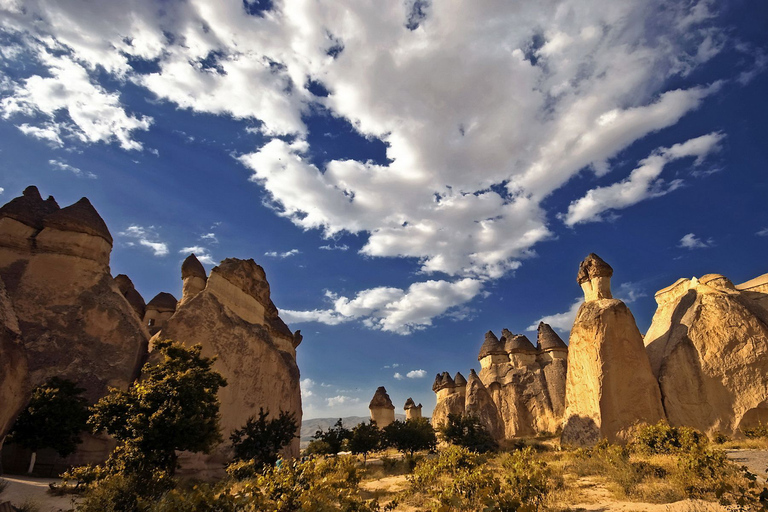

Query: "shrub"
left=632, top=421, right=708, bottom=455
left=383, top=418, right=437, bottom=457
left=229, top=408, right=298, bottom=471
left=438, top=413, right=498, bottom=453
left=712, top=431, right=730, bottom=444
left=348, top=421, right=383, bottom=461
left=311, top=419, right=351, bottom=455
left=742, top=423, right=768, bottom=439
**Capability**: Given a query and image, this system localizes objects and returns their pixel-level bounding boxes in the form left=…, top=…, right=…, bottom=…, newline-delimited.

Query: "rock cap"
left=537, top=322, right=567, bottom=352
left=369, top=386, right=395, bottom=410
left=502, top=328, right=537, bottom=353
left=432, top=373, right=443, bottom=392
left=478, top=330, right=506, bottom=359
left=146, top=292, right=178, bottom=312
left=404, top=397, right=417, bottom=409
left=577, top=253, right=613, bottom=285
left=0, top=185, right=60, bottom=229
left=43, top=197, right=113, bottom=244
left=454, top=372, right=467, bottom=386
left=181, top=253, right=207, bottom=280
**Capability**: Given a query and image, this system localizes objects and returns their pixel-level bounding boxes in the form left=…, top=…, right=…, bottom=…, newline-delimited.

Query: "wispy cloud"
left=49, top=159, right=97, bottom=179
left=179, top=246, right=215, bottom=265
left=327, top=395, right=359, bottom=408
left=264, top=249, right=300, bottom=258
left=527, top=298, right=582, bottom=333
left=319, top=244, right=349, bottom=251
left=118, top=225, right=168, bottom=257
left=756, top=228, right=768, bottom=237
left=678, top=233, right=714, bottom=249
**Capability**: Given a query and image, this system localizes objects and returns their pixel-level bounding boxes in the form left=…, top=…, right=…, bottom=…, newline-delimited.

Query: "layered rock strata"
left=644, top=272, right=768, bottom=436
left=369, top=386, right=396, bottom=427
left=150, top=257, right=302, bottom=476
left=562, top=254, right=664, bottom=446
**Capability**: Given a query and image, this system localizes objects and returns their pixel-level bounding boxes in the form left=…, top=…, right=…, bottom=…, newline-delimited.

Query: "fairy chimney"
left=502, top=328, right=537, bottom=367
left=404, top=397, right=423, bottom=420
left=478, top=330, right=507, bottom=368
left=454, top=372, right=468, bottom=397
left=537, top=322, right=568, bottom=362
left=369, top=386, right=396, bottom=427
left=179, top=253, right=207, bottom=306
left=144, top=292, right=177, bottom=335
left=577, top=253, right=613, bottom=301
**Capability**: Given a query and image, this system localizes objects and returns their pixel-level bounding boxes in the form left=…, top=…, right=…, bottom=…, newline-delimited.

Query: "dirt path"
left=0, top=476, right=77, bottom=512
left=726, top=449, right=768, bottom=481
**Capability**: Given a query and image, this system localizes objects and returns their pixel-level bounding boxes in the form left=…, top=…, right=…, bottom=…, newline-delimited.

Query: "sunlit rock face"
left=433, top=323, right=568, bottom=441
left=369, top=386, right=396, bottom=427
left=645, top=272, right=768, bottom=437
left=0, top=186, right=149, bottom=468
left=562, top=254, right=664, bottom=447
left=151, top=257, right=302, bottom=477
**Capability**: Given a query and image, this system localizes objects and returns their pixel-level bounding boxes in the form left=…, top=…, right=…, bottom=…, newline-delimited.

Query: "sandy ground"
left=0, top=476, right=77, bottom=512
left=726, top=449, right=768, bottom=481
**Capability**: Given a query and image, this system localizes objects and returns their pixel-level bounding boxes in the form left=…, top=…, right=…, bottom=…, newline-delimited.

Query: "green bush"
left=383, top=418, right=437, bottom=457
left=310, top=419, right=351, bottom=455
left=229, top=408, right=298, bottom=472
left=438, top=413, right=498, bottom=453
left=632, top=421, right=708, bottom=455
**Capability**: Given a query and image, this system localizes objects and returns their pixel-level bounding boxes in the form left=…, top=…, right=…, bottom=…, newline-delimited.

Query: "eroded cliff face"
left=645, top=273, right=768, bottom=437
left=151, top=257, right=302, bottom=477
left=0, top=186, right=149, bottom=468
left=0, top=276, right=27, bottom=440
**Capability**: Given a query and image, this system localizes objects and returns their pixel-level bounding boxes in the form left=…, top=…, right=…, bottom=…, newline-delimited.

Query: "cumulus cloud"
left=301, top=378, right=315, bottom=400
left=327, top=395, right=360, bottom=408
left=0, top=0, right=735, bottom=332
left=527, top=298, right=582, bottom=333
left=393, top=372, right=404, bottom=380
left=562, top=132, right=724, bottom=226
left=179, top=246, right=216, bottom=265
left=406, top=369, right=427, bottom=379
left=679, top=233, right=714, bottom=249
left=264, top=249, right=300, bottom=258
left=48, top=159, right=96, bottom=179
left=283, top=278, right=484, bottom=334
left=119, top=225, right=169, bottom=256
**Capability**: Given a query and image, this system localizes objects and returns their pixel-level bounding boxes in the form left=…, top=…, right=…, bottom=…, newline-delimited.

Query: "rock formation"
left=369, top=386, right=396, bottom=427
left=144, top=292, right=177, bottom=336
left=433, top=323, right=568, bottom=441
left=114, top=274, right=146, bottom=319
left=562, top=254, right=664, bottom=446
left=644, top=272, right=768, bottom=436
left=0, top=277, right=26, bottom=441
left=150, top=256, right=302, bottom=476
left=404, top=398, right=423, bottom=420
left=0, top=186, right=149, bottom=468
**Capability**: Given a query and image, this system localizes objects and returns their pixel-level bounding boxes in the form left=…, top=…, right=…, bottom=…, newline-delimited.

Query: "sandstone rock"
left=0, top=186, right=59, bottom=251
left=370, top=386, right=396, bottom=427
left=465, top=369, right=504, bottom=440
left=404, top=397, right=423, bottom=420
left=114, top=274, right=146, bottom=319
left=644, top=272, right=768, bottom=436
left=0, top=276, right=28, bottom=440
left=562, top=254, right=664, bottom=446
left=150, top=257, right=301, bottom=476
left=578, top=253, right=613, bottom=301
left=144, top=292, right=177, bottom=335
left=432, top=372, right=466, bottom=428
left=179, top=254, right=207, bottom=307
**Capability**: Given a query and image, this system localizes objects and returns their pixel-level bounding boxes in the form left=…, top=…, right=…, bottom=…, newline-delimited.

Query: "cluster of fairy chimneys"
left=474, top=321, right=568, bottom=370
left=368, top=386, right=422, bottom=428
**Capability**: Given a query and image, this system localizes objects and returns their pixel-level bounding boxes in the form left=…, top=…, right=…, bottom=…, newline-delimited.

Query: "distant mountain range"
left=300, top=415, right=406, bottom=448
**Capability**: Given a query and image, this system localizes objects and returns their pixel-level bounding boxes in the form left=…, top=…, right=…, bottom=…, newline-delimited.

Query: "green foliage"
left=348, top=421, right=383, bottom=460
left=406, top=445, right=551, bottom=511
left=438, top=413, right=498, bottom=453
left=383, top=418, right=437, bottom=457
left=632, top=421, right=708, bottom=455
left=229, top=408, right=298, bottom=472
left=311, top=419, right=351, bottom=455
left=88, top=339, right=227, bottom=476
left=7, top=377, right=89, bottom=457
left=75, top=471, right=173, bottom=512
left=304, top=439, right=333, bottom=456
left=712, top=431, right=731, bottom=444
left=742, top=422, right=768, bottom=439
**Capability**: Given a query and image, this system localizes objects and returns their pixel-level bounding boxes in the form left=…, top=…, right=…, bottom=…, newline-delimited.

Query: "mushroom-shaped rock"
left=404, top=397, right=417, bottom=409
left=502, top=329, right=537, bottom=353
left=180, top=254, right=208, bottom=306
left=0, top=185, right=60, bottom=230
left=146, top=292, right=178, bottom=313
left=432, top=373, right=443, bottom=392
left=478, top=330, right=505, bottom=360
left=405, top=397, right=423, bottom=420
left=454, top=372, right=467, bottom=387
left=440, top=371, right=455, bottom=388
left=369, top=386, right=396, bottom=427
left=181, top=253, right=207, bottom=280
left=537, top=322, right=567, bottom=352
left=114, top=274, right=146, bottom=320
left=43, top=198, right=113, bottom=244
left=36, top=197, right=113, bottom=265
left=578, top=253, right=614, bottom=301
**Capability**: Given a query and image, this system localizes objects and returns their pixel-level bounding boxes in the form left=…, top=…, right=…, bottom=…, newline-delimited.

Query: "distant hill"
left=300, top=415, right=406, bottom=449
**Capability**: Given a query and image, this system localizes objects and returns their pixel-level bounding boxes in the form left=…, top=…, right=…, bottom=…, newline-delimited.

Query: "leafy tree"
left=88, top=339, right=227, bottom=476
left=7, top=377, right=89, bottom=474
left=229, top=407, right=298, bottom=471
left=311, top=419, right=351, bottom=455
left=348, top=421, right=382, bottom=461
left=438, top=413, right=498, bottom=453
left=383, top=418, right=437, bottom=457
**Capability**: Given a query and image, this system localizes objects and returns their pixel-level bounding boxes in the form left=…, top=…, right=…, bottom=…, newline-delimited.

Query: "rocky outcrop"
left=150, top=257, right=301, bottom=476
left=562, top=254, right=664, bottom=446
left=179, top=253, right=206, bottom=307
left=0, top=276, right=27, bottom=440
left=0, top=187, right=149, bottom=468
left=114, top=274, right=146, bottom=319
left=369, top=387, right=396, bottom=427
left=144, top=292, right=177, bottom=336
left=465, top=370, right=504, bottom=440
left=404, top=398, right=423, bottom=420
left=433, top=323, right=568, bottom=440
left=644, top=272, right=768, bottom=436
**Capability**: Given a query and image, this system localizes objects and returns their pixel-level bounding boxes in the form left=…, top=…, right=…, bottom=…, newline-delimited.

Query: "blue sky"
left=1, top=0, right=767, bottom=419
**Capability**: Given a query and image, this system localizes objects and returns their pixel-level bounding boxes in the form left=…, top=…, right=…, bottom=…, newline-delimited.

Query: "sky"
left=0, top=0, right=767, bottom=420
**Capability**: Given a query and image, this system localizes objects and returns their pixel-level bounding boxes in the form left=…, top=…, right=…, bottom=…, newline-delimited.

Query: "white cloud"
left=0, top=188, right=4, bottom=195
left=200, top=232, right=218, bottom=243
left=393, top=372, right=404, bottom=380
left=17, top=122, right=64, bottom=146
left=615, top=282, right=647, bottom=303
left=0, top=0, right=733, bottom=332
left=283, top=278, right=484, bottom=334
left=319, top=244, right=349, bottom=251
left=562, top=132, right=724, bottom=226
left=118, top=225, right=169, bottom=257
left=264, top=249, right=300, bottom=258
left=327, top=395, right=359, bottom=408
left=406, top=369, right=427, bottom=379
left=527, top=298, right=582, bottom=333
left=179, top=246, right=216, bottom=265
left=48, top=159, right=97, bottom=179
left=679, top=233, right=713, bottom=249
left=756, top=228, right=768, bottom=237
left=301, top=378, right=315, bottom=399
